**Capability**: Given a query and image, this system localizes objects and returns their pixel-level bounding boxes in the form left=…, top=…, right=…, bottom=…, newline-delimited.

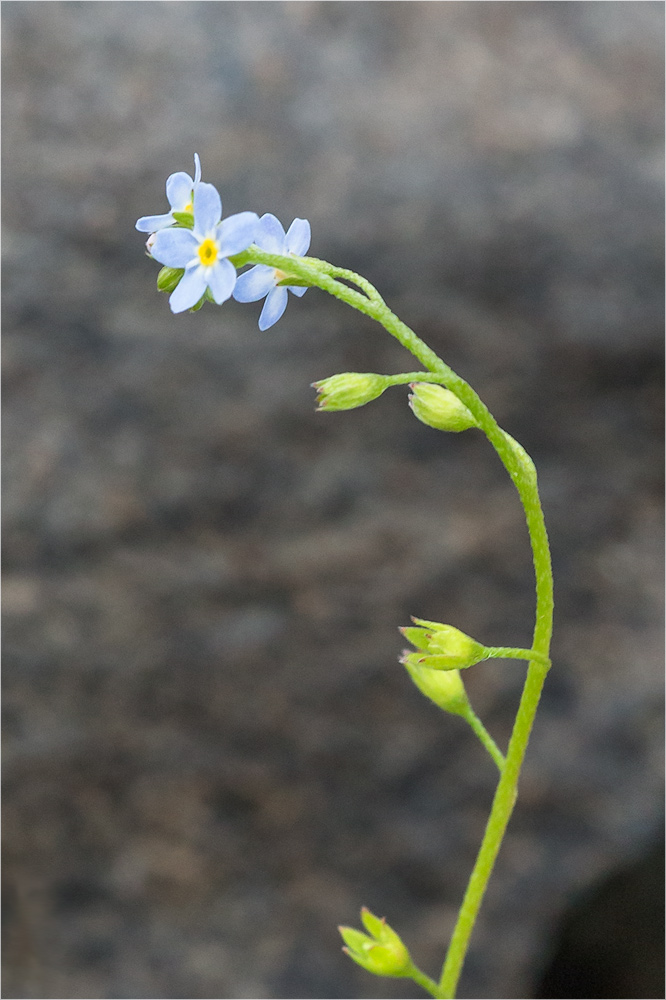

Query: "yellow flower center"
left=184, top=201, right=193, bottom=213
left=274, top=269, right=287, bottom=283
left=198, top=238, right=218, bottom=267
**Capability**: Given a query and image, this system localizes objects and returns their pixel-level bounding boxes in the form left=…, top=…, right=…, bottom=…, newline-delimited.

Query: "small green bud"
left=408, top=383, right=478, bottom=432
left=399, top=618, right=488, bottom=670
left=403, top=661, right=471, bottom=716
left=312, top=373, right=389, bottom=412
left=157, top=266, right=185, bottom=293
left=339, top=908, right=412, bottom=978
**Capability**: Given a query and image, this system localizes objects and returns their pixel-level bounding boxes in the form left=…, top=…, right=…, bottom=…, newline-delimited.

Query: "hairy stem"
left=232, top=248, right=554, bottom=999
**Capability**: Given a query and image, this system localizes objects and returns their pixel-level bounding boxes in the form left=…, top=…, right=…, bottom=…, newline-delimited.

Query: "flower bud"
left=402, top=660, right=471, bottom=716
left=408, top=383, right=478, bottom=432
left=339, top=908, right=412, bottom=978
left=157, top=265, right=185, bottom=293
left=399, top=618, right=488, bottom=670
left=312, top=373, right=389, bottom=412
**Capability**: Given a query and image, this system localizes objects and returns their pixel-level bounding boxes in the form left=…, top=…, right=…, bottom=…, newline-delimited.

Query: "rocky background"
left=2, top=3, right=664, bottom=998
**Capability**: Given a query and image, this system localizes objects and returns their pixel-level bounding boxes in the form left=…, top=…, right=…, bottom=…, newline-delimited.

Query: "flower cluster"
left=136, top=154, right=311, bottom=324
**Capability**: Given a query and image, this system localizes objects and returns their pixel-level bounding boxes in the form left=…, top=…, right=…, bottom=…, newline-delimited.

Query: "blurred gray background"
left=2, top=3, right=664, bottom=998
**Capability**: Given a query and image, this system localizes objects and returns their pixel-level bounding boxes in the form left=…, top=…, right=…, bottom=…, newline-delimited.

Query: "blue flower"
left=233, top=214, right=311, bottom=330
left=149, top=183, right=259, bottom=313
left=136, top=154, right=202, bottom=233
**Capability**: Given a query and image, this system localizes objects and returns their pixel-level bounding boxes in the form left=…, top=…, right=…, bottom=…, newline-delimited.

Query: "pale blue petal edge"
left=256, top=214, right=286, bottom=254
left=193, top=182, right=222, bottom=236
left=207, top=258, right=237, bottom=305
left=166, top=171, right=194, bottom=211
left=151, top=228, right=199, bottom=268
left=233, top=265, right=276, bottom=302
left=136, top=212, right=175, bottom=233
left=258, top=286, right=289, bottom=330
left=286, top=218, right=311, bottom=256
left=216, top=212, right=259, bottom=258
left=169, top=265, right=207, bottom=313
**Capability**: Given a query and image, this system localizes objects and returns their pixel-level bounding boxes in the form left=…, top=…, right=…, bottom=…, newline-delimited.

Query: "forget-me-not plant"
left=137, top=157, right=554, bottom=1000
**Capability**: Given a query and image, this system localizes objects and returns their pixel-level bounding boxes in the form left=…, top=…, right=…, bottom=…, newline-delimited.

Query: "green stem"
left=484, top=646, right=551, bottom=668
left=232, top=248, right=554, bottom=1000
left=408, top=963, right=442, bottom=999
left=460, top=708, right=506, bottom=772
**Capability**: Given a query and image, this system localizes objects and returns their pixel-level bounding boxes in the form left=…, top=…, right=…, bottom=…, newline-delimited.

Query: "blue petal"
left=288, top=285, right=308, bottom=298
left=285, top=218, right=311, bottom=256
left=256, top=214, right=286, bottom=254
left=217, top=212, right=259, bottom=257
left=136, top=212, right=175, bottom=233
left=207, top=258, right=237, bottom=305
left=233, top=265, right=276, bottom=302
left=169, top=265, right=207, bottom=313
left=258, top=286, right=288, bottom=330
left=193, top=153, right=201, bottom=185
left=193, top=182, right=222, bottom=236
left=151, top=228, right=199, bottom=268
left=166, top=171, right=194, bottom=211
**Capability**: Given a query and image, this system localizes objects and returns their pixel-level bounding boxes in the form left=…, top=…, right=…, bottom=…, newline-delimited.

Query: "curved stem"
left=232, top=248, right=554, bottom=999
left=461, top=708, right=506, bottom=772
left=408, top=963, right=442, bottom=999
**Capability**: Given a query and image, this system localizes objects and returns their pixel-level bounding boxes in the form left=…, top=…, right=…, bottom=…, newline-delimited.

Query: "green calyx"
left=403, top=661, right=471, bottom=717
left=339, top=908, right=412, bottom=978
left=400, top=620, right=487, bottom=671
left=157, top=266, right=185, bottom=294
left=312, top=372, right=389, bottom=412
left=408, top=383, right=478, bottom=432
left=171, top=211, right=194, bottom=228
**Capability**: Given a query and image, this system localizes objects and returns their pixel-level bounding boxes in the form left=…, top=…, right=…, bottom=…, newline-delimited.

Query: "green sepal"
left=171, top=211, right=194, bottom=228
left=275, top=275, right=310, bottom=287
left=189, top=294, right=206, bottom=312
left=360, top=907, right=386, bottom=938
left=157, top=266, right=185, bottom=293
left=403, top=662, right=471, bottom=717
left=411, top=616, right=449, bottom=630
left=399, top=626, right=431, bottom=650
left=338, top=909, right=412, bottom=978
left=400, top=620, right=488, bottom=670
left=408, top=382, right=479, bottom=432
left=312, top=372, right=389, bottom=412
left=339, top=926, right=370, bottom=953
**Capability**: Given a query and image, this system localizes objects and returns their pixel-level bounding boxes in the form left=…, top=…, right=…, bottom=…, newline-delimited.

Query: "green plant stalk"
left=407, top=963, right=442, bottom=999
left=460, top=708, right=506, bottom=773
left=231, top=247, right=554, bottom=999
